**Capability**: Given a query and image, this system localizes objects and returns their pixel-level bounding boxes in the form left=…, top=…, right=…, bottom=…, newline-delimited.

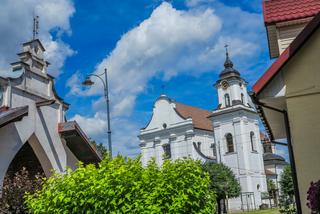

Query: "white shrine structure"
left=139, top=51, right=268, bottom=211
left=0, top=38, right=101, bottom=194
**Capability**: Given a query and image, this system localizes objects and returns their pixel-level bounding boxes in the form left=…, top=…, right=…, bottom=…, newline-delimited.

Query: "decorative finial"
left=224, top=44, right=229, bottom=57
left=33, top=14, right=39, bottom=40
left=224, top=44, right=233, bottom=69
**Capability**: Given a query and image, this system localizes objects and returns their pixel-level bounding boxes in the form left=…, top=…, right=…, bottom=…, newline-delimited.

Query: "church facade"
left=0, top=38, right=101, bottom=195
left=139, top=52, right=267, bottom=211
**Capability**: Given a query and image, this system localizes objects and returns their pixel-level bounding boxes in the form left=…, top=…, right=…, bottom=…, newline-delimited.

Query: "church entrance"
left=4, top=142, right=45, bottom=180
left=0, top=141, right=46, bottom=212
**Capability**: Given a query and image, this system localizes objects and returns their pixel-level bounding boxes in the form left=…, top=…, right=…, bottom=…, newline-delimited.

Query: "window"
left=197, top=142, right=201, bottom=151
left=225, top=93, right=231, bottom=107
left=162, top=144, right=171, bottom=159
left=241, top=93, right=244, bottom=104
left=226, top=133, right=234, bottom=153
left=263, top=142, right=272, bottom=153
left=211, top=143, right=217, bottom=156
left=250, top=131, right=257, bottom=152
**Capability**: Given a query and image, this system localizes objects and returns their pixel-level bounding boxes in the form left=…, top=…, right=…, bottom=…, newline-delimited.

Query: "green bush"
left=25, top=156, right=216, bottom=213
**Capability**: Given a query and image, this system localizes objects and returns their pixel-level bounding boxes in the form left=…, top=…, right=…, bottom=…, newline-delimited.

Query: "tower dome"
left=219, top=46, right=240, bottom=78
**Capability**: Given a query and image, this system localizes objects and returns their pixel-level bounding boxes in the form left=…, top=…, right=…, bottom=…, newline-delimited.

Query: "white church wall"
left=140, top=127, right=215, bottom=166
left=143, top=97, right=185, bottom=132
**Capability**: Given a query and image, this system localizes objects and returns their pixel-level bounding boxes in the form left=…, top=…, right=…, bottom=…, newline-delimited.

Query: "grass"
left=232, top=208, right=280, bottom=214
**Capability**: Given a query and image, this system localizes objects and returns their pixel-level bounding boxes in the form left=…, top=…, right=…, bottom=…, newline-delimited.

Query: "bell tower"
left=209, top=47, right=267, bottom=210
left=215, top=45, right=250, bottom=109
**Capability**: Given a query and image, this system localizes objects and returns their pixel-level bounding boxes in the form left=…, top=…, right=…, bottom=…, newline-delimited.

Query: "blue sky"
left=0, top=0, right=288, bottom=159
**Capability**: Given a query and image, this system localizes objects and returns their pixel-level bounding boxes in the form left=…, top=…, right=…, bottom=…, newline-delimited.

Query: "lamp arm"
left=87, top=74, right=107, bottom=90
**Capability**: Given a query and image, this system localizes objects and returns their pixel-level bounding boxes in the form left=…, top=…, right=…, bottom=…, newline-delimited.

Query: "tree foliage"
left=279, top=165, right=294, bottom=198
left=279, top=165, right=296, bottom=213
left=91, top=141, right=108, bottom=158
left=202, top=162, right=241, bottom=200
left=0, top=167, right=43, bottom=214
left=25, top=156, right=216, bottom=214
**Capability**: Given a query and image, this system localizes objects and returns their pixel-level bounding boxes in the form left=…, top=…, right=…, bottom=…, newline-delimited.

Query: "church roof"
left=265, top=169, right=277, bottom=176
left=174, top=102, right=213, bottom=132
left=263, top=0, right=320, bottom=24
left=263, top=152, right=288, bottom=165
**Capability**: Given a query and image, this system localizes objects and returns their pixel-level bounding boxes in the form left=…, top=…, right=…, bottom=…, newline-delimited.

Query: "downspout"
left=249, top=92, right=302, bottom=214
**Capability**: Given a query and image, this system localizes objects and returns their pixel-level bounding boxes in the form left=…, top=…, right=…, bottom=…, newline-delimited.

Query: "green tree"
left=91, top=140, right=108, bottom=157
left=279, top=166, right=294, bottom=197
left=279, top=165, right=296, bottom=213
left=202, top=162, right=240, bottom=214
left=25, top=156, right=216, bottom=213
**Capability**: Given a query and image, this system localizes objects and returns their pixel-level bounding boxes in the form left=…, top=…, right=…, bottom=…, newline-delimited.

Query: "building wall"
left=277, top=22, right=307, bottom=54
left=141, top=127, right=215, bottom=166
left=212, top=109, right=267, bottom=210
left=265, top=164, right=286, bottom=192
left=283, top=27, right=320, bottom=213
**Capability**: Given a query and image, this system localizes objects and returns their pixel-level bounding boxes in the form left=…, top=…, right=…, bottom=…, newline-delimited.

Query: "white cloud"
left=0, top=0, right=75, bottom=77
left=66, top=71, right=83, bottom=95
left=70, top=113, right=141, bottom=157
left=185, top=0, right=215, bottom=8
left=71, top=112, right=108, bottom=137
left=68, top=2, right=265, bottom=157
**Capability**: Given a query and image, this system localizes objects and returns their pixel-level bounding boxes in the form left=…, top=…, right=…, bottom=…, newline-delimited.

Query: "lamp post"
left=82, top=68, right=112, bottom=158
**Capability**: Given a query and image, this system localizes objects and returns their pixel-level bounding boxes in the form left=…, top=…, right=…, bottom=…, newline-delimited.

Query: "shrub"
left=0, top=167, right=43, bottom=214
left=25, top=156, right=216, bottom=213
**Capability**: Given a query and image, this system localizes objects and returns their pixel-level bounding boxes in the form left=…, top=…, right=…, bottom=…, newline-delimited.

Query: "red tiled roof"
left=265, top=169, right=277, bottom=176
left=253, top=13, right=320, bottom=94
left=263, top=0, right=320, bottom=24
left=174, top=102, right=213, bottom=132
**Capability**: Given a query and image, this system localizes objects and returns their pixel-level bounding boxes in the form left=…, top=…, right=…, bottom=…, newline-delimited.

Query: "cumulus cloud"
left=0, top=0, right=75, bottom=77
left=68, top=2, right=265, bottom=156
left=70, top=113, right=141, bottom=157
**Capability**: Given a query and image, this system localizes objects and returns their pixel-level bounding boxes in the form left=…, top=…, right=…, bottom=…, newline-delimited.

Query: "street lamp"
left=82, top=68, right=112, bottom=158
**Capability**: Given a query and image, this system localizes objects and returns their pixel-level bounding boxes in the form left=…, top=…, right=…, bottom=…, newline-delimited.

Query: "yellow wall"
left=283, top=27, right=320, bottom=213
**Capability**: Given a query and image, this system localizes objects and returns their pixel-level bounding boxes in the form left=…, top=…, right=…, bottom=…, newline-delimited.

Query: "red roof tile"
left=174, top=102, right=213, bottom=132
left=253, top=13, right=320, bottom=94
left=263, top=0, right=320, bottom=24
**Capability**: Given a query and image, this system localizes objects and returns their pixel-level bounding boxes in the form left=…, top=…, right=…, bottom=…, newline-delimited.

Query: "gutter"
left=249, top=92, right=302, bottom=214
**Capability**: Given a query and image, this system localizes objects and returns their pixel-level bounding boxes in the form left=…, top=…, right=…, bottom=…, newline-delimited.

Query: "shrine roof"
left=0, top=106, right=28, bottom=128
left=58, top=121, right=102, bottom=164
left=174, top=102, right=213, bottom=132
left=263, top=0, right=320, bottom=24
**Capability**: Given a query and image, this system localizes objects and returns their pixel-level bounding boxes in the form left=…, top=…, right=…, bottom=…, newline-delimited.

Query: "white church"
left=139, top=51, right=268, bottom=211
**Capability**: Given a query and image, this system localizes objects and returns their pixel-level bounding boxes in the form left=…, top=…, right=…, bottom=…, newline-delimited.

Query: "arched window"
left=241, top=93, right=244, bottom=104
left=162, top=144, right=171, bottom=159
left=226, top=133, right=234, bottom=153
left=225, top=93, right=231, bottom=107
left=250, top=131, right=257, bottom=151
